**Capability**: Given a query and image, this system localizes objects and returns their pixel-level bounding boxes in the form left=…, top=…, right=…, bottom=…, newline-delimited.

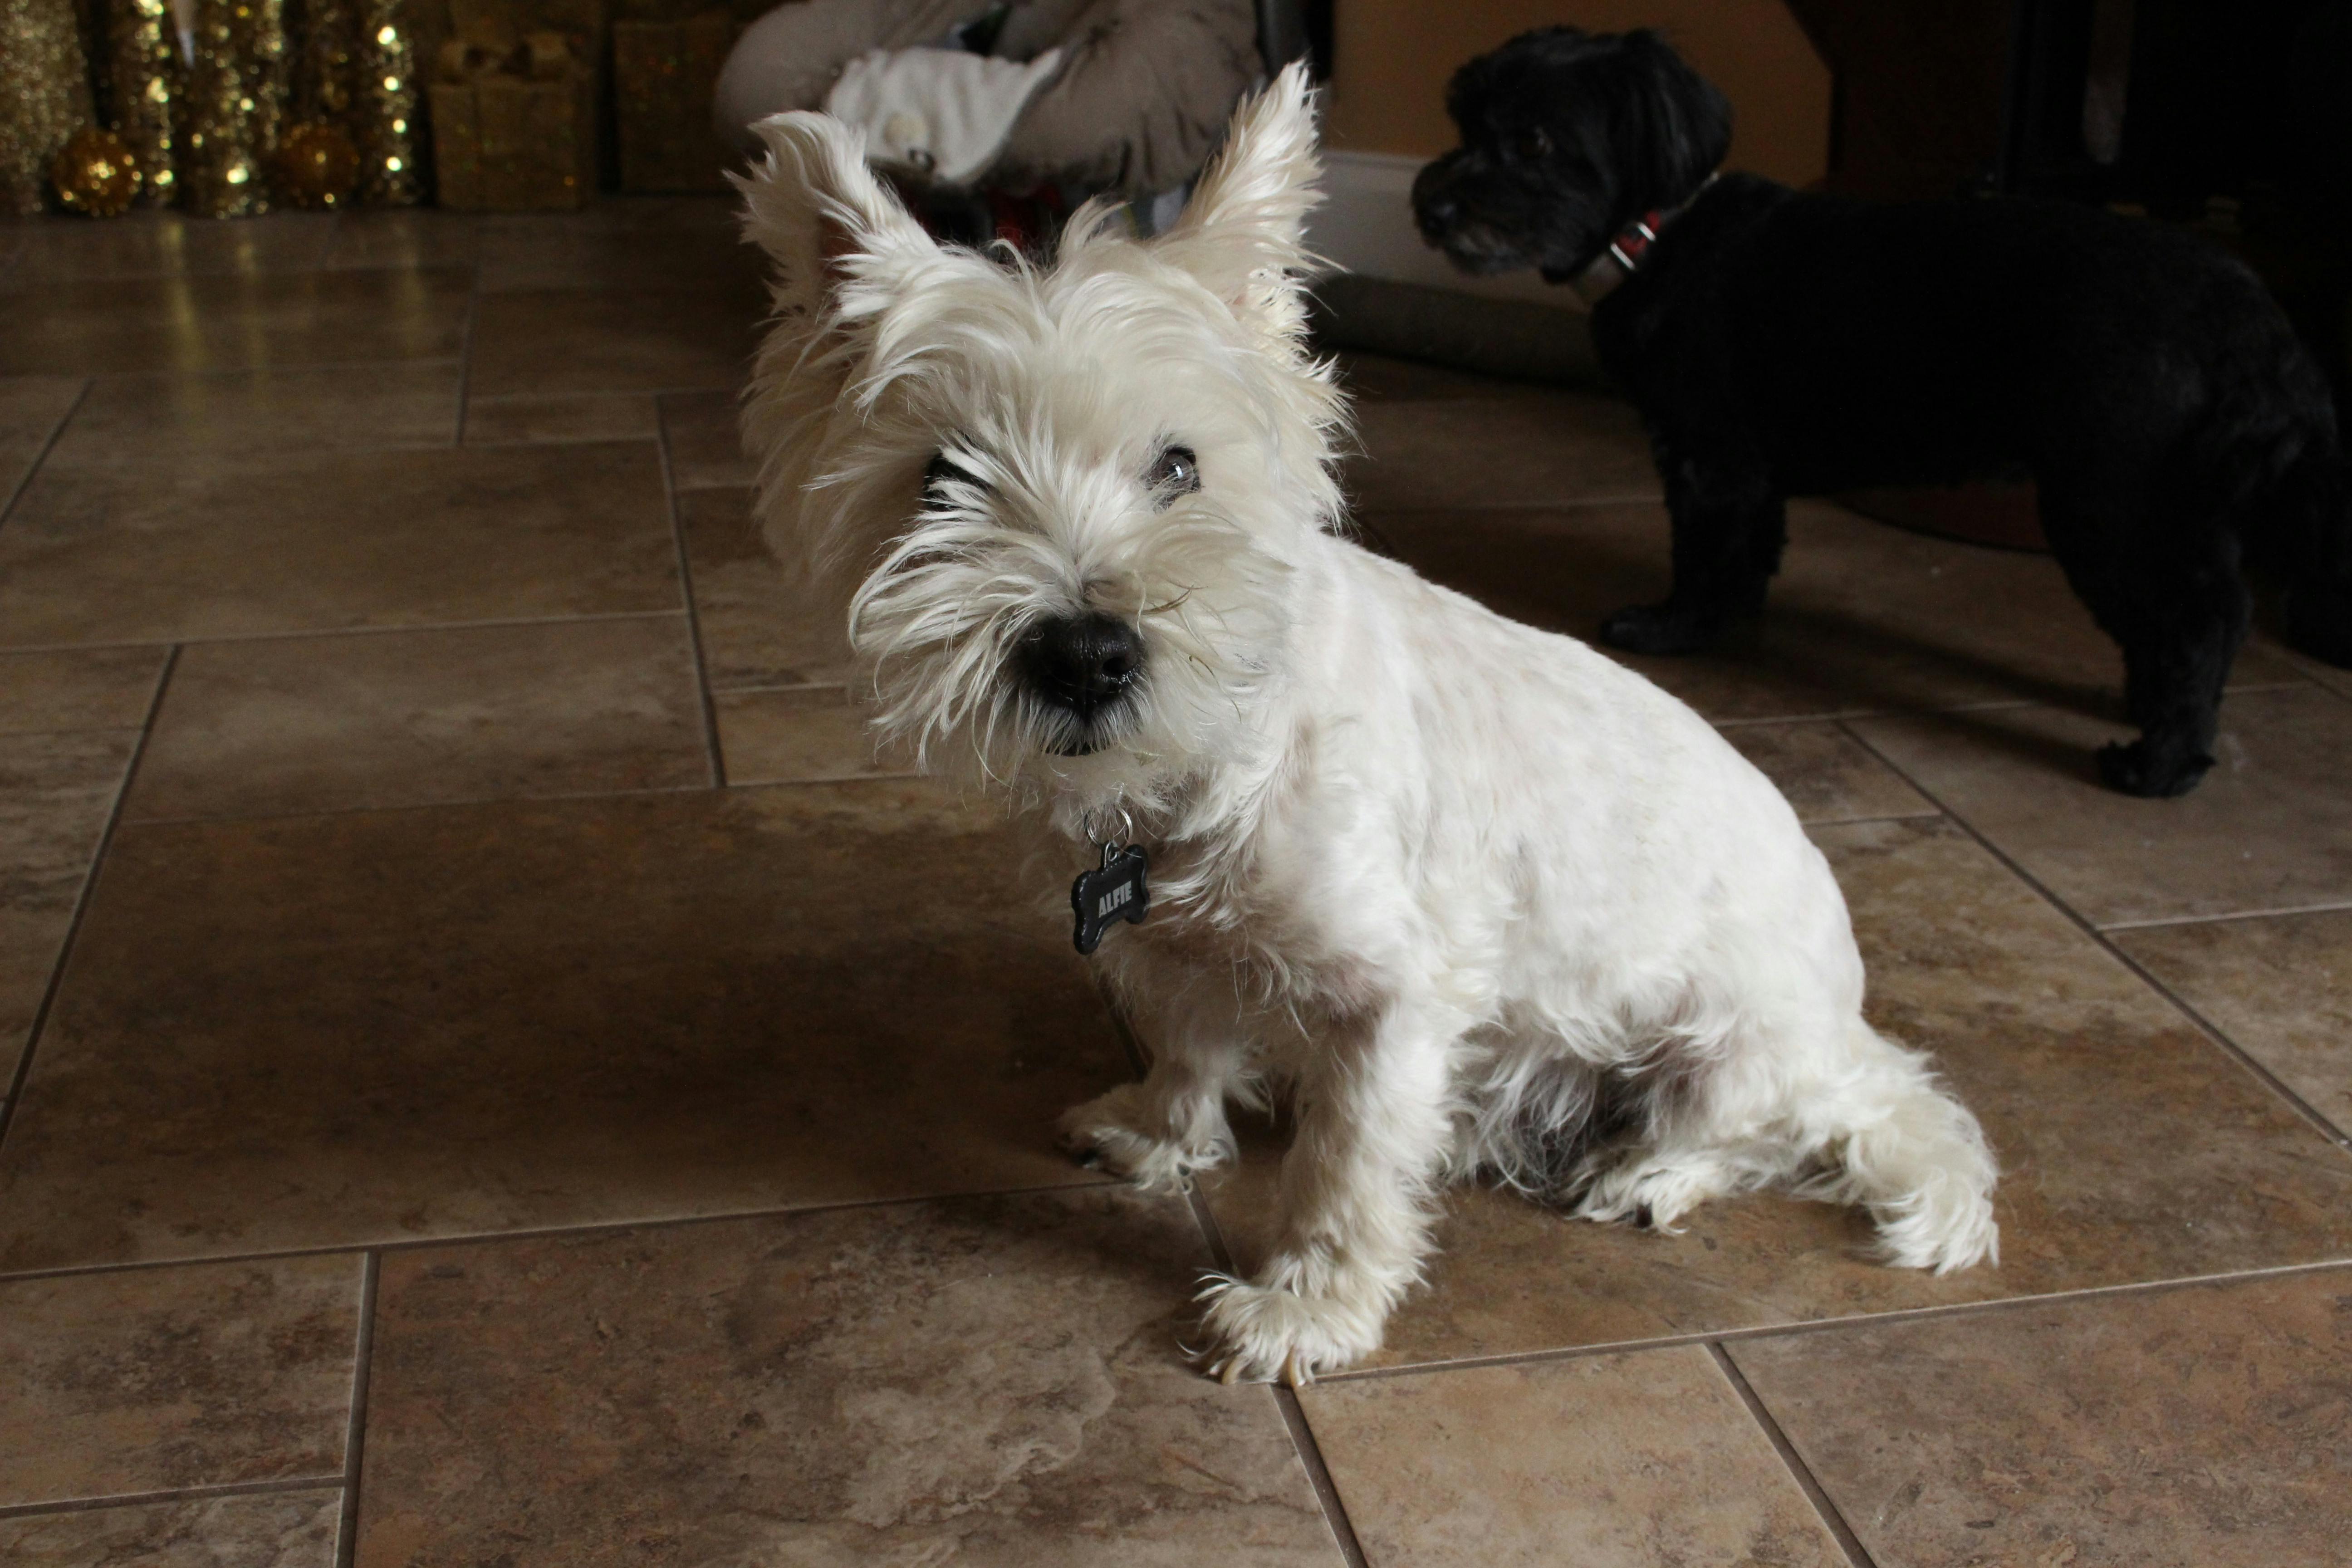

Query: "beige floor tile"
left=474, top=198, right=760, bottom=293
left=677, top=486, right=854, bottom=688
left=1852, top=687, right=2352, bottom=926
left=2115, top=910, right=2352, bottom=1138
left=0, top=648, right=166, bottom=734
left=0, top=1255, right=360, bottom=1505
left=467, top=286, right=760, bottom=397
left=354, top=1191, right=1337, bottom=1568
left=1347, top=394, right=1659, bottom=512
left=461, top=392, right=660, bottom=445
left=0, top=1491, right=342, bottom=1566
left=716, top=686, right=904, bottom=785
left=45, top=363, right=461, bottom=467
left=1724, top=720, right=1936, bottom=824
left=0, top=376, right=82, bottom=500
left=1302, top=1350, right=1844, bottom=1568
left=0, top=730, right=138, bottom=1085
left=0, top=211, right=335, bottom=287
left=659, top=388, right=752, bottom=490
left=1196, top=817, right=2352, bottom=1371
left=1730, top=1270, right=2352, bottom=1568
left=0, top=270, right=472, bottom=377
left=1332, top=352, right=1565, bottom=403
left=321, top=207, right=481, bottom=270
left=0, top=441, right=677, bottom=645
left=129, top=618, right=711, bottom=822
left=0, top=782, right=1124, bottom=1269
left=1373, top=500, right=2306, bottom=724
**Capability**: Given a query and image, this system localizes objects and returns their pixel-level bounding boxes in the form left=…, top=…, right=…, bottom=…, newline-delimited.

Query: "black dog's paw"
left=2096, top=738, right=2213, bottom=798
left=1600, top=602, right=1724, bottom=655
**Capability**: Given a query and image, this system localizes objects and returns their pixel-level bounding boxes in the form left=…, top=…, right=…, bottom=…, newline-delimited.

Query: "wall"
left=1326, top=0, right=1833, bottom=190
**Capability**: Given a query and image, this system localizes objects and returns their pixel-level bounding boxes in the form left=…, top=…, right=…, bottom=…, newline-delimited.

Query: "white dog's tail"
left=1798, top=1020, right=1999, bottom=1274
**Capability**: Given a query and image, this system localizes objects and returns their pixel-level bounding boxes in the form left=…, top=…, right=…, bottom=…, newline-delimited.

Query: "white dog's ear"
left=1157, top=62, right=1323, bottom=342
left=733, top=110, right=938, bottom=332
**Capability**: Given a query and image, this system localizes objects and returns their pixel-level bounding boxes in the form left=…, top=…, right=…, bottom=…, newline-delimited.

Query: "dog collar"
left=1569, top=172, right=1720, bottom=303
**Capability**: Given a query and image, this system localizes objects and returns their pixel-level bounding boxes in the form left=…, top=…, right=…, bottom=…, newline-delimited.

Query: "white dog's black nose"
left=1020, top=613, right=1143, bottom=720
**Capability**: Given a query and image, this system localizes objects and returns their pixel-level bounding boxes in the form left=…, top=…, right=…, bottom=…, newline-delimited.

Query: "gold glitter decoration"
left=181, top=0, right=288, bottom=218
left=51, top=124, right=143, bottom=214
left=0, top=0, right=98, bottom=216
left=274, top=117, right=358, bottom=206
left=354, top=0, right=423, bottom=205
left=104, top=0, right=180, bottom=205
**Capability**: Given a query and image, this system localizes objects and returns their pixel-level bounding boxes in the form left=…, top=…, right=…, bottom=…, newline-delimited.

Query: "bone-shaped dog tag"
left=1071, top=842, right=1149, bottom=955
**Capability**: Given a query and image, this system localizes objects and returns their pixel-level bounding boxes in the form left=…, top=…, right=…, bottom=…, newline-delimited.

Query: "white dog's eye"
left=922, top=451, right=975, bottom=510
left=1147, top=445, right=1200, bottom=507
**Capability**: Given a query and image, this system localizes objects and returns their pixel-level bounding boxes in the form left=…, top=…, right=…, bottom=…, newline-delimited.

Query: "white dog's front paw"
left=1196, top=1277, right=1387, bottom=1386
left=1055, top=1085, right=1227, bottom=1190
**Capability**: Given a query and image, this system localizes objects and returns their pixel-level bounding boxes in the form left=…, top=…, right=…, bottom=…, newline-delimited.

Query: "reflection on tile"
left=321, top=207, right=481, bottom=270
left=1731, top=1270, right=2352, bottom=1568
left=1724, top=721, right=1936, bottom=824
left=2116, top=910, right=2352, bottom=1137
left=0, top=376, right=82, bottom=500
left=658, top=389, right=751, bottom=490
left=0, top=783, right=1124, bottom=1269
left=0, top=1256, right=359, bottom=1505
left=0, top=647, right=165, bottom=734
left=716, top=686, right=902, bottom=785
left=130, top=618, right=710, bottom=821
left=461, top=392, right=659, bottom=445
left=676, top=486, right=853, bottom=688
left=1347, top=396, right=1658, bottom=511
left=356, top=1191, right=1336, bottom=1567
left=475, top=199, right=758, bottom=293
left=0, top=441, right=677, bottom=645
left=467, top=287, right=759, bottom=397
left=1198, top=818, right=2352, bottom=1370
left=0, top=1491, right=342, bottom=1567
left=46, top=363, right=461, bottom=467
left=1374, top=500, right=2305, bottom=724
left=1332, top=352, right=1561, bottom=403
left=0, top=211, right=335, bottom=286
left=1853, top=687, right=2352, bottom=926
left=0, top=269, right=472, bottom=377
left=0, top=730, right=138, bottom=1085
left=1303, top=1350, right=1844, bottom=1568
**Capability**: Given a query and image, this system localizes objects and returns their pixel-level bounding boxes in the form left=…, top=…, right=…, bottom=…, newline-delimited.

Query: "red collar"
left=1573, top=173, right=1720, bottom=302
left=1606, top=210, right=1668, bottom=272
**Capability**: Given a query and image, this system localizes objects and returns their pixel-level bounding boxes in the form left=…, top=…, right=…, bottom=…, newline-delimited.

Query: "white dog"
left=735, top=65, right=1998, bottom=1384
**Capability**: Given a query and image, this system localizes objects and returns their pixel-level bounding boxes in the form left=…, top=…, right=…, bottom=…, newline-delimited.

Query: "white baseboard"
left=1306, top=150, right=1581, bottom=309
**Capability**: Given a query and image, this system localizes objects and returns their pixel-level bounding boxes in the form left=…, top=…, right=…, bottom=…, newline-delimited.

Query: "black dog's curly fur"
left=1413, top=27, right=2352, bottom=797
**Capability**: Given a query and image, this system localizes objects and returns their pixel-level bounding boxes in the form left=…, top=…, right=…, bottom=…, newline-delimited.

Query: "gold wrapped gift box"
left=428, top=29, right=594, bottom=210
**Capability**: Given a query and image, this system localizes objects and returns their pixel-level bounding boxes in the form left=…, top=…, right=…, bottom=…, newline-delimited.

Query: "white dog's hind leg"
left=1058, top=977, right=1247, bottom=1189
left=1200, top=995, right=1463, bottom=1384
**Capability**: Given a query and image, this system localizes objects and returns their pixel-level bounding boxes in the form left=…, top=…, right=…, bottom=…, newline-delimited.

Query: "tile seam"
left=0, top=376, right=91, bottom=528
left=0, top=643, right=177, bottom=1155
left=333, top=1251, right=380, bottom=1568
left=2099, top=898, right=2352, bottom=932
left=0, top=607, right=691, bottom=654
left=656, top=397, right=727, bottom=786
left=1836, top=718, right=2352, bottom=1153
left=118, top=776, right=730, bottom=833
left=452, top=250, right=483, bottom=446
left=1707, top=1341, right=1880, bottom=1568
left=0, top=1474, right=342, bottom=1522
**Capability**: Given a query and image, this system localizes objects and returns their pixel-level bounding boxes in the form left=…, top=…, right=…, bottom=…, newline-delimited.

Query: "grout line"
left=0, top=608, right=689, bottom=656
left=0, top=377, right=91, bottom=528
left=0, top=1475, right=342, bottom=1523
left=1709, top=1343, right=1879, bottom=1568
left=1303, top=1256, right=2352, bottom=1385
left=0, top=1177, right=1122, bottom=1286
left=655, top=399, right=726, bottom=786
left=452, top=250, right=483, bottom=446
left=0, top=645, right=177, bottom=1156
left=1837, top=720, right=2352, bottom=1153
left=2100, top=898, right=2352, bottom=932
left=118, top=776, right=726, bottom=833
left=1099, top=994, right=1373, bottom=1568
left=333, top=1251, right=380, bottom=1568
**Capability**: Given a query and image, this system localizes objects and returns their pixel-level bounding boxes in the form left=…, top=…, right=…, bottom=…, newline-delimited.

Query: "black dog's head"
left=1412, top=28, right=1730, bottom=283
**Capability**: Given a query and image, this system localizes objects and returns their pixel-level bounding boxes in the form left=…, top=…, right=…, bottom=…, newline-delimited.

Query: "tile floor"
left=1, top=201, right=2348, bottom=1568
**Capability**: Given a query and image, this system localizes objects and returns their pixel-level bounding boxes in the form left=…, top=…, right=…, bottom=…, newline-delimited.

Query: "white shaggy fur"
left=735, top=65, right=1998, bottom=1384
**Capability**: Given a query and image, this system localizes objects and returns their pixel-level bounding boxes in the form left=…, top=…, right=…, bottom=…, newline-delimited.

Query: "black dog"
left=1412, top=27, right=2352, bottom=796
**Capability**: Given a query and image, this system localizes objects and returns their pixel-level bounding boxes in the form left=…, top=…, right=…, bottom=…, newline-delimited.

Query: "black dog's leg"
left=2044, top=496, right=2249, bottom=798
left=1602, top=455, right=1784, bottom=654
